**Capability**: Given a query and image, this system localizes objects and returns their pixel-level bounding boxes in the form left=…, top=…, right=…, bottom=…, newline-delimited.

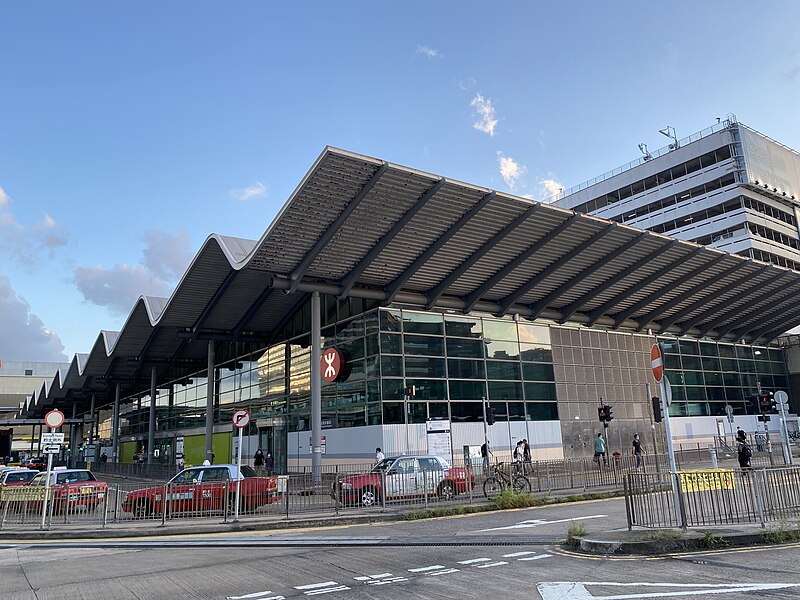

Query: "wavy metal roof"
left=17, top=147, right=800, bottom=417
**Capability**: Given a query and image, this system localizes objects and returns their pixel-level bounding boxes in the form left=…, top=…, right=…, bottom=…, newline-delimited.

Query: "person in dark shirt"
left=632, top=434, right=643, bottom=470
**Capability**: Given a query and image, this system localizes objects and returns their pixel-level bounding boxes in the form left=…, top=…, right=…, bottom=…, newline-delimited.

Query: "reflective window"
left=449, top=380, right=486, bottom=400
left=488, top=381, right=522, bottom=401
left=523, top=363, right=555, bottom=381
left=486, top=360, right=521, bottom=380
left=401, top=312, right=444, bottom=336
left=450, top=402, right=484, bottom=422
left=483, top=320, right=519, bottom=342
left=445, top=315, right=482, bottom=338
left=485, top=340, right=520, bottom=360
left=520, top=343, right=553, bottom=362
left=404, top=335, right=444, bottom=356
left=380, top=333, right=402, bottom=355
left=526, top=402, right=558, bottom=421
left=446, top=338, right=484, bottom=358
left=524, top=382, right=557, bottom=400
left=518, top=323, right=551, bottom=344
left=447, top=359, right=485, bottom=379
left=405, top=357, right=446, bottom=379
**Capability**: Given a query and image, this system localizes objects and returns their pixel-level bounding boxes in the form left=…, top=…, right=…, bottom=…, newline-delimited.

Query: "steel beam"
left=463, top=214, right=581, bottom=314
left=586, top=245, right=703, bottom=327
left=112, top=382, right=120, bottom=463
left=752, top=308, right=800, bottom=342
left=714, top=275, right=800, bottom=338
left=497, top=224, right=616, bottom=316
left=645, top=261, right=750, bottom=331
left=187, top=269, right=239, bottom=340
left=426, top=204, right=541, bottom=309
left=611, top=252, right=725, bottom=328
left=733, top=292, right=800, bottom=340
left=698, top=270, right=797, bottom=337
left=340, top=179, right=446, bottom=298
left=675, top=263, right=772, bottom=336
left=385, top=191, right=497, bottom=304
left=231, top=287, right=275, bottom=338
left=311, top=291, right=322, bottom=484
left=529, top=232, right=647, bottom=321
left=147, top=365, right=157, bottom=465
left=205, top=340, right=215, bottom=464
left=289, top=163, right=389, bottom=293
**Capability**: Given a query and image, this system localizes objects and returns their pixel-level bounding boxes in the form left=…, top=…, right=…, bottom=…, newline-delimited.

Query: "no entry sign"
left=651, top=344, right=664, bottom=383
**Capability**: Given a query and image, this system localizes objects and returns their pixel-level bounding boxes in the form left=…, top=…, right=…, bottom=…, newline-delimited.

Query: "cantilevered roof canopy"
left=17, top=147, right=800, bottom=417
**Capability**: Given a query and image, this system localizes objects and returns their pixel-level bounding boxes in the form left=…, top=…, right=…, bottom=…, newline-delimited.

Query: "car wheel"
left=133, top=499, right=152, bottom=518
left=438, top=481, right=456, bottom=502
left=360, top=487, right=379, bottom=507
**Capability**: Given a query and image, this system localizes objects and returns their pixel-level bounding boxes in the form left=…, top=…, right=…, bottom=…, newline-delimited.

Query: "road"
left=1, top=498, right=799, bottom=600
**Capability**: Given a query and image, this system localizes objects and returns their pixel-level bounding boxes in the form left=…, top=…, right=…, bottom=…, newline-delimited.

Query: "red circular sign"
left=321, top=348, right=343, bottom=382
left=44, top=409, right=65, bottom=429
left=650, top=344, right=663, bottom=383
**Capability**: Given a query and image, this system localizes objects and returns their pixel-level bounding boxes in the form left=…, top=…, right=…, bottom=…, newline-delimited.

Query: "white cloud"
left=471, top=93, right=498, bottom=136
left=230, top=181, right=267, bottom=201
left=497, top=152, right=526, bottom=190
left=416, top=44, right=440, bottom=59
left=458, top=77, right=477, bottom=91
left=73, top=228, right=194, bottom=315
left=0, top=190, right=69, bottom=266
left=0, top=276, right=68, bottom=361
left=540, top=178, right=564, bottom=200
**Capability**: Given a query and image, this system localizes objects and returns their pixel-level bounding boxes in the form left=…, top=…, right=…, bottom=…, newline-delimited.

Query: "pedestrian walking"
left=755, top=433, right=765, bottom=453
left=375, top=447, right=385, bottom=463
left=632, top=434, right=643, bottom=470
left=738, top=441, right=752, bottom=471
left=594, top=433, right=607, bottom=466
left=736, top=427, right=747, bottom=444
left=265, top=453, right=274, bottom=476
left=254, top=446, right=266, bottom=477
left=480, top=441, right=492, bottom=471
left=522, top=439, right=532, bottom=463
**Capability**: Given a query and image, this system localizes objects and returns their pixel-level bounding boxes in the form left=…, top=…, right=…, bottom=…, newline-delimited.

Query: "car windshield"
left=4, top=472, right=35, bottom=483
left=170, top=469, right=202, bottom=484
left=371, top=458, right=395, bottom=473
left=240, top=465, right=257, bottom=478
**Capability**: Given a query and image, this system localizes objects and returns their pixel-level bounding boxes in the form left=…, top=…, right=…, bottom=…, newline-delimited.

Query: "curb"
left=576, top=530, right=781, bottom=555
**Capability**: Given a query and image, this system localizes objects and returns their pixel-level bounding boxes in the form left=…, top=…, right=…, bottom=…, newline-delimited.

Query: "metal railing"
left=625, top=466, right=800, bottom=529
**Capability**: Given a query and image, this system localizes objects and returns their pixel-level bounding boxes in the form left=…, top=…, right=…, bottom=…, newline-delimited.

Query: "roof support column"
left=112, top=382, right=120, bottom=463
left=70, top=402, right=77, bottom=468
left=206, top=341, right=216, bottom=465
left=89, top=394, right=95, bottom=445
left=148, top=365, right=157, bottom=466
left=311, top=291, right=322, bottom=485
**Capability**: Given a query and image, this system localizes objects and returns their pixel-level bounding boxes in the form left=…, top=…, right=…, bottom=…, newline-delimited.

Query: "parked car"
left=27, top=469, right=108, bottom=512
left=121, top=464, right=280, bottom=518
left=332, top=455, right=474, bottom=507
left=21, top=457, right=47, bottom=471
left=0, top=469, right=38, bottom=486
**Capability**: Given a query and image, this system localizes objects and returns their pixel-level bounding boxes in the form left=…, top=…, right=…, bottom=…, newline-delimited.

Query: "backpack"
left=743, top=445, right=752, bottom=459
left=513, top=445, right=521, bottom=460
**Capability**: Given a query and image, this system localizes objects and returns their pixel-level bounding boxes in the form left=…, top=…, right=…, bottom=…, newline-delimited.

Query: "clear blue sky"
left=1, top=1, right=799, bottom=362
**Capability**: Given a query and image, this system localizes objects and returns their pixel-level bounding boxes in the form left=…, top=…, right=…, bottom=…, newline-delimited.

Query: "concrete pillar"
left=71, top=402, right=77, bottom=467
left=148, top=365, right=157, bottom=465
left=112, top=382, right=120, bottom=463
left=311, top=291, right=322, bottom=483
left=205, top=341, right=215, bottom=464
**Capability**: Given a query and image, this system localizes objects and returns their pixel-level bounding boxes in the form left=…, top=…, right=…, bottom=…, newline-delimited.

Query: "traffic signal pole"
left=653, top=343, right=681, bottom=525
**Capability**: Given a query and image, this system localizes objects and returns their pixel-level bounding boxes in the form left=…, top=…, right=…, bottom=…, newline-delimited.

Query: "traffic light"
left=652, top=397, right=663, bottom=423
left=757, top=391, right=776, bottom=413
left=485, top=403, right=495, bottom=426
left=605, top=404, right=614, bottom=422
left=598, top=406, right=607, bottom=423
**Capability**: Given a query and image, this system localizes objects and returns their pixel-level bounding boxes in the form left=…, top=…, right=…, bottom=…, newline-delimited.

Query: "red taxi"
left=28, top=469, right=108, bottom=512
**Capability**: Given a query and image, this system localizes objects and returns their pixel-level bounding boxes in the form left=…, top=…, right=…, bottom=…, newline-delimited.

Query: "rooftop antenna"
left=659, top=126, right=679, bottom=150
left=638, top=143, right=652, bottom=160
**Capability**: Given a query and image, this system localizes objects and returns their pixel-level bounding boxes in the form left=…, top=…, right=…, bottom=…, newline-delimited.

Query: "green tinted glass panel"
left=383, top=402, right=404, bottom=424
left=706, top=387, right=726, bottom=401
left=518, top=323, right=551, bottom=344
left=679, top=340, right=700, bottom=355
left=449, top=380, right=486, bottom=400
left=365, top=333, right=379, bottom=357
left=526, top=402, right=558, bottom=421
left=524, top=382, right=557, bottom=400
left=406, top=379, right=447, bottom=400
left=735, top=346, right=752, bottom=359
left=379, top=309, right=402, bottom=332
left=490, top=401, right=508, bottom=421
left=520, top=344, right=553, bottom=362
left=429, top=402, right=449, bottom=419
left=483, top=320, right=519, bottom=341
left=381, top=355, right=404, bottom=377
left=486, top=360, right=521, bottom=380
left=450, top=402, right=484, bottom=422
left=523, top=363, right=555, bottom=381
left=447, top=359, right=485, bottom=379
left=702, top=357, right=721, bottom=371
left=446, top=338, right=484, bottom=358
left=380, top=333, right=402, bottom=354
left=381, top=379, right=405, bottom=401
left=699, top=343, right=719, bottom=357
left=508, top=401, right=525, bottom=421
left=664, top=354, right=681, bottom=370
left=718, top=344, right=736, bottom=358
left=488, top=381, right=523, bottom=401
left=444, top=315, right=482, bottom=338
left=704, top=371, right=723, bottom=386
left=405, top=357, right=446, bottom=378
left=408, top=402, right=427, bottom=423
left=681, top=355, right=702, bottom=370
left=404, top=335, right=444, bottom=356
left=486, top=340, right=519, bottom=360
left=401, top=312, right=444, bottom=335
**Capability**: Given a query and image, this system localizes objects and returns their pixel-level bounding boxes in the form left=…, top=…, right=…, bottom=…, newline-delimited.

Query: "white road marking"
left=481, top=515, right=607, bottom=532
left=458, top=558, right=491, bottom=564
left=536, top=581, right=800, bottom=600
left=503, top=551, right=537, bottom=558
left=226, top=592, right=284, bottom=600
left=368, top=573, right=393, bottom=579
left=426, top=568, right=460, bottom=576
left=519, top=553, right=552, bottom=561
left=304, top=586, right=350, bottom=596
left=476, top=561, right=509, bottom=568
left=295, top=583, right=340, bottom=591
left=355, top=573, right=408, bottom=586
left=408, top=565, right=445, bottom=573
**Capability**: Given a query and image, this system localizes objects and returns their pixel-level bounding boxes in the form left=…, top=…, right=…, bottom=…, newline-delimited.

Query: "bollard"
left=102, top=490, right=108, bottom=529
left=381, top=470, right=387, bottom=512
left=709, top=446, right=718, bottom=469
left=334, top=466, right=340, bottom=517
left=161, top=483, right=168, bottom=527
left=753, top=470, right=766, bottom=528
left=423, top=469, right=428, bottom=508
left=223, top=480, right=229, bottom=523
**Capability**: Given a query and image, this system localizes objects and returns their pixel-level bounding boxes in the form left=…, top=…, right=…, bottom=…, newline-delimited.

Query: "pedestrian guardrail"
left=624, top=466, right=800, bottom=530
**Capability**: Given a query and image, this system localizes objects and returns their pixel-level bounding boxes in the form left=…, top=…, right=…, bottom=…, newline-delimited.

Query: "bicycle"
left=482, top=461, right=532, bottom=498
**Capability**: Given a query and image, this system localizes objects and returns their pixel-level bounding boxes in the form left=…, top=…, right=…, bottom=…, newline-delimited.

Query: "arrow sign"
left=42, top=445, right=61, bottom=455
left=536, top=581, right=800, bottom=600
left=232, top=409, right=251, bottom=429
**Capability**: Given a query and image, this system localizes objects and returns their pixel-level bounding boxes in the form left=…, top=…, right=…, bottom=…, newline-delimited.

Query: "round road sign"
left=321, top=347, right=343, bottom=383
left=650, top=344, right=664, bottom=383
left=44, top=409, right=65, bottom=429
left=232, top=409, right=251, bottom=429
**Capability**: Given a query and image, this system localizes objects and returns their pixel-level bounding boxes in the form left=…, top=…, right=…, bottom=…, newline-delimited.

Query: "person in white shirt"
left=375, top=447, right=384, bottom=463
